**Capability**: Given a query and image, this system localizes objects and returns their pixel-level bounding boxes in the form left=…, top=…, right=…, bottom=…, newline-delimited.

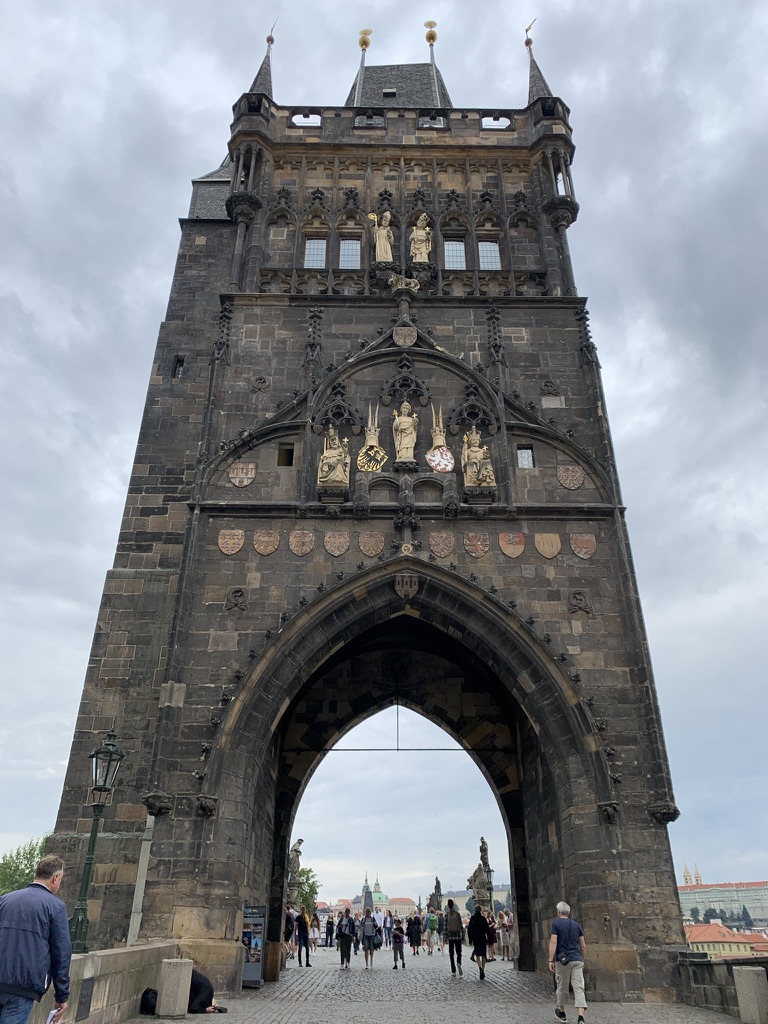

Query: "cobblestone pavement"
left=216, top=946, right=728, bottom=1024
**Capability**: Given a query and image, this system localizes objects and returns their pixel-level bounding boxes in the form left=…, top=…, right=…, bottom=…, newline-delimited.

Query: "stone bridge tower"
left=53, top=26, right=685, bottom=1000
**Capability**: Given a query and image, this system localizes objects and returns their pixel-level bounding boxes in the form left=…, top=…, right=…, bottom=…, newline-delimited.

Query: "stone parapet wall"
left=676, top=953, right=768, bottom=1018
left=29, top=942, right=179, bottom=1024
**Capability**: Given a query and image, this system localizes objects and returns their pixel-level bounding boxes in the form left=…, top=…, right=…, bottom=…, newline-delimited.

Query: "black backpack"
left=139, top=989, right=157, bottom=1015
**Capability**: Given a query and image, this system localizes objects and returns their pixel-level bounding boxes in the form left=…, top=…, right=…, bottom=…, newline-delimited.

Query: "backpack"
left=446, top=908, right=463, bottom=934
left=139, top=989, right=157, bottom=1015
left=429, top=913, right=438, bottom=931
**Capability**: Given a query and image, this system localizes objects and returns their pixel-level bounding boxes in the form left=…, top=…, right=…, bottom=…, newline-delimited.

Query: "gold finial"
left=359, top=28, right=372, bottom=50
left=267, top=17, right=277, bottom=46
left=525, top=17, right=536, bottom=49
left=424, top=20, right=438, bottom=45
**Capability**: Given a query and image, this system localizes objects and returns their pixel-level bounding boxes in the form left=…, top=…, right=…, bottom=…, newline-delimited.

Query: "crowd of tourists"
left=282, top=901, right=517, bottom=973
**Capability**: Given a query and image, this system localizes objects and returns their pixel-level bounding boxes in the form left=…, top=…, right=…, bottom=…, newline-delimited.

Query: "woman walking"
left=384, top=909, right=394, bottom=948
left=295, top=907, right=311, bottom=966
left=309, top=912, right=320, bottom=955
left=337, top=907, right=355, bottom=970
left=361, top=907, right=378, bottom=969
left=486, top=911, right=497, bottom=961
left=406, top=911, right=422, bottom=955
left=497, top=911, right=510, bottom=961
left=325, top=913, right=335, bottom=948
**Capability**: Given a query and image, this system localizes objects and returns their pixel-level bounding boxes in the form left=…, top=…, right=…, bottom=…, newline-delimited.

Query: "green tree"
left=689, top=906, right=700, bottom=923
left=702, top=907, right=719, bottom=924
left=297, top=867, right=320, bottom=916
left=0, top=837, right=47, bottom=896
left=741, top=905, right=754, bottom=928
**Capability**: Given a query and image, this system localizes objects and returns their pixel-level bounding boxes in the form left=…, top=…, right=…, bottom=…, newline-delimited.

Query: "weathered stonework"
left=52, top=39, right=684, bottom=1002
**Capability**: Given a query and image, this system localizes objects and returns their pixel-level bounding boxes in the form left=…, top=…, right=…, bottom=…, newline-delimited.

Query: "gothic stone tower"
left=53, top=27, right=685, bottom=1000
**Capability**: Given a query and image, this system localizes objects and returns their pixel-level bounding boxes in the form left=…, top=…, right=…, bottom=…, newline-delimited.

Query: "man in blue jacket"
left=0, top=855, right=71, bottom=1024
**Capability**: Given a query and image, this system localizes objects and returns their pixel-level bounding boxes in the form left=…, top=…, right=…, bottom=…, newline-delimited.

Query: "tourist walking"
left=295, top=907, right=311, bottom=966
left=392, top=918, right=406, bottom=970
left=353, top=912, right=362, bottom=955
left=406, top=911, right=422, bottom=955
left=444, top=898, right=464, bottom=976
left=384, top=910, right=394, bottom=948
left=425, top=908, right=439, bottom=953
left=486, top=910, right=497, bottom=960
left=337, top=907, right=355, bottom=969
left=437, top=910, right=445, bottom=952
left=309, top=912, right=320, bottom=954
left=467, top=904, right=492, bottom=980
left=497, top=910, right=511, bottom=961
left=283, top=904, right=295, bottom=959
left=0, top=854, right=71, bottom=1024
left=549, top=901, right=587, bottom=1024
left=361, top=908, right=378, bottom=969
left=325, top=913, right=335, bottom=948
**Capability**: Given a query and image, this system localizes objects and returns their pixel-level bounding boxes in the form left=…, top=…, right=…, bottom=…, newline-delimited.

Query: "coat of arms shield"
left=393, top=326, right=417, bottom=348
left=570, top=533, right=597, bottom=560
left=394, top=572, right=420, bottom=600
left=428, top=531, right=455, bottom=558
left=324, top=531, right=350, bottom=557
left=218, top=529, right=245, bottom=555
left=289, top=530, right=315, bottom=556
left=534, top=533, right=561, bottom=559
left=557, top=465, right=586, bottom=490
left=463, top=532, right=490, bottom=559
left=358, top=532, right=385, bottom=558
left=253, top=530, right=280, bottom=556
left=498, top=531, right=525, bottom=558
left=227, top=461, right=256, bottom=488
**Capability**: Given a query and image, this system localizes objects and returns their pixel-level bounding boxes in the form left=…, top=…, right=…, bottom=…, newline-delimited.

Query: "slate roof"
left=345, top=62, right=452, bottom=108
left=528, top=51, right=554, bottom=103
left=250, top=48, right=273, bottom=98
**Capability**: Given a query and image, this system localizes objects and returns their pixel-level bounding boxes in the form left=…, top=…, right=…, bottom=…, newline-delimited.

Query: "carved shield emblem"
left=570, top=533, right=597, bottom=560
left=324, top=531, right=350, bottom=557
left=534, top=533, right=561, bottom=559
left=228, top=461, right=256, bottom=488
left=428, top=531, right=455, bottom=558
left=464, top=532, right=490, bottom=559
left=358, top=532, right=385, bottom=558
left=218, top=529, right=245, bottom=556
left=253, top=530, right=280, bottom=556
left=394, top=572, right=420, bottom=600
left=289, top=530, right=315, bottom=557
left=393, top=326, right=417, bottom=348
left=357, top=444, right=388, bottom=472
left=499, top=531, right=525, bottom=558
left=557, top=465, right=586, bottom=490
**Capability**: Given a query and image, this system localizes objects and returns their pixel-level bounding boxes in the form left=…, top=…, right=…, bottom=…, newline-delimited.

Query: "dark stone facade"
left=52, top=43, right=685, bottom=1000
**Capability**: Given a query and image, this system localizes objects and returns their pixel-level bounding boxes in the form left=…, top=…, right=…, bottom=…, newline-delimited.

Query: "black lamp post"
left=69, top=731, right=125, bottom=953
left=484, top=864, right=495, bottom=915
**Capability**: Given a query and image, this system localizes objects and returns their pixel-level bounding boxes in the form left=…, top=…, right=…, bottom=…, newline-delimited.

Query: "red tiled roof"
left=685, top=924, right=744, bottom=943
left=679, top=880, right=768, bottom=892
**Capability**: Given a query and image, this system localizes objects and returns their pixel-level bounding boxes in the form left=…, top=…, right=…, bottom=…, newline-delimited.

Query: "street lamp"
left=484, top=864, right=495, bottom=915
left=70, top=731, right=125, bottom=953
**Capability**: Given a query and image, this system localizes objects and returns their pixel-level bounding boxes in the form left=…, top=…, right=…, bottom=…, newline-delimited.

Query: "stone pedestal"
left=734, top=966, right=768, bottom=1024
left=156, top=958, right=192, bottom=1018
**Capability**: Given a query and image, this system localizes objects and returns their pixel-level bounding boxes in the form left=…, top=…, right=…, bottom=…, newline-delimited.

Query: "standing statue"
left=392, top=401, right=418, bottom=463
left=409, top=213, right=432, bottom=263
left=368, top=211, right=394, bottom=263
left=288, top=838, right=303, bottom=880
left=461, top=428, right=496, bottom=488
left=480, top=836, right=489, bottom=869
left=433, top=876, right=442, bottom=910
left=317, top=425, right=350, bottom=486
left=467, top=863, right=487, bottom=901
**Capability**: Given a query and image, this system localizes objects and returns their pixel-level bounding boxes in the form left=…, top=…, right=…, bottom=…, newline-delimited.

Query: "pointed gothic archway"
left=203, top=558, right=617, bottom=985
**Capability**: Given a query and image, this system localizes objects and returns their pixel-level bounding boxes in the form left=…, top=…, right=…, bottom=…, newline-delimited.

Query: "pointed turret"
left=250, top=32, right=275, bottom=97
left=525, top=24, right=554, bottom=103
left=344, top=23, right=452, bottom=108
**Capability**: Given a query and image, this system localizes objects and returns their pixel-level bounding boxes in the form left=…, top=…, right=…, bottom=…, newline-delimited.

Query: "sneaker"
left=393, top=965, right=398, bottom=970
left=555, top=1010, right=567, bottom=1022
left=577, top=1018, right=585, bottom=1024
left=480, top=970, right=485, bottom=980
left=458, top=964, right=463, bottom=976
left=452, top=968, right=456, bottom=975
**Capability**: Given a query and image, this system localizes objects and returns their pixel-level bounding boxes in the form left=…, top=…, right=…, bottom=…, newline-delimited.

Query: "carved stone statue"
left=461, top=428, right=496, bottom=488
left=480, top=835, right=489, bottom=868
left=369, top=210, right=394, bottom=263
left=433, top=876, right=442, bottom=909
left=392, top=401, right=418, bottom=464
left=288, top=838, right=303, bottom=879
left=467, top=862, right=487, bottom=901
left=317, top=425, right=350, bottom=486
left=386, top=271, right=420, bottom=294
left=409, top=213, right=432, bottom=263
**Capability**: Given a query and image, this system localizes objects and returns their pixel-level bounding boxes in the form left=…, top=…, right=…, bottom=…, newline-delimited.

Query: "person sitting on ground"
left=187, top=968, right=227, bottom=1013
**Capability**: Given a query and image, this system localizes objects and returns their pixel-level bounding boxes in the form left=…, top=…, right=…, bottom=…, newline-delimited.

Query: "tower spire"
left=353, top=29, right=372, bottom=106
left=424, top=21, right=441, bottom=106
left=524, top=21, right=554, bottom=103
left=250, top=28, right=275, bottom=97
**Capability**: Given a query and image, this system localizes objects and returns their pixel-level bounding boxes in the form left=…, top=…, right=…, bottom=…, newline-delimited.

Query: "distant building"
left=685, top=922, right=756, bottom=959
left=389, top=896, right=417, bottom=919
left=678, top=873, right=768, bottom=927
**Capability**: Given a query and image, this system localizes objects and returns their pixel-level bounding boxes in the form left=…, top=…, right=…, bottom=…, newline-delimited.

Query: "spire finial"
left=424, top=20, right=438, bottom=45
left=359, top=28, right=372, bottom=50
left=267, top=17, right=277, bottom=47
left=525, top=18, right=536, bottom=52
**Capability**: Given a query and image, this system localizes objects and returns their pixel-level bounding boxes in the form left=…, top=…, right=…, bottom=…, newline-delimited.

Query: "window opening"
left=172, top=355, right=185, bottom=381
left=277, top=444, right=295, bottom=467
left=382, top=89, right=397, bottom=99
left=478, top=241, right=502, bottom=271
left=304, top=238, right=327, bottom=269
left=517, top=446, right=535, bottom=469
left=444, top=239, right=466, bottom=270
left=338, top=238, right=361, bottom=270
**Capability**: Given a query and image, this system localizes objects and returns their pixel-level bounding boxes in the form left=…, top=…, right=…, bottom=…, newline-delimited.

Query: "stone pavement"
left=215, top=945, right=730, bottom=1024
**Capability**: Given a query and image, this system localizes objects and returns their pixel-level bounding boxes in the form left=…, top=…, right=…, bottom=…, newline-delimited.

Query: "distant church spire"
left=683, top=864, right=692, bottom=885
left=250, top=29, right=275, bottom=97
left=524, top=21, right=554, bottom=103
left=694, top=865, right=703, bottom=885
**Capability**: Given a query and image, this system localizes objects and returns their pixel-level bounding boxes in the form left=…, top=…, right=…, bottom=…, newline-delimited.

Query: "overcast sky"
left=1, top=1, right=766, bottom=908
